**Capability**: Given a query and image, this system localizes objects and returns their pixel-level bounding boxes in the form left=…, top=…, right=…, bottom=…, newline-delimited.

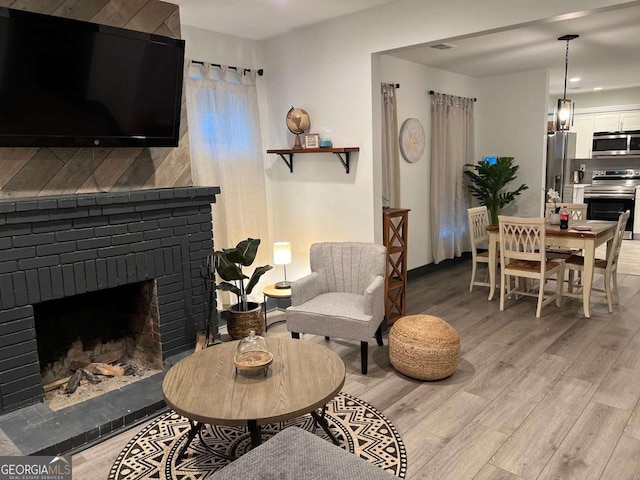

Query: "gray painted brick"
left=143, top=228, right=171, bottom=241
left=32, top=219, right=72, bottom=233
left=142, top=210, right=169, bottom=221
left=0, top=275, right=15, bottom=309
left=57, top=198, right=78, bottom=209
left=0, top=262, right=17, bottom=275
left=0, top=247, right=35, bottom=263
left=188, top=231, right=212, bottom=243
left=135, top=253, right=146, bottom=279
left=174, top=189, right=189, bottom=198
left=76, top=237, right=111, bottom=250
left=84, top=261, right=97, bottom=292
left=60, top=250, right=97, bottom=265
left=49, top=208, right=90, bottom=221
left=160, top=236, right=186, bottom=247
left=131, top=239, right=161, bottom=253
left=96, top=194, right=117, bottom=205
left=0, top=318, right=31, bottom=337
left=172, top=246, right=181, bottom=273
left=109, top=212, right=142, bottom=225
left=202, top=239, right=213, bottom=251
left=38, top=268, right=52, bottom=302
left=61, top=265, right=75, bottom=297
left=0, top=238, right=11, bottom=250
left=159, top=189, right=175, bottom=200
left=153, top=249, right=165, bottom=276
left=158, top=217, right=186, bottom=228
left=128, top=220, right=159, bottom=232
left=158, top=309, right=183, bottom=323
left=18, top=256, right=59, bottom=271
left=0, top=340, right=37, bottom=362
left=134, top=202, right=167, bottom=213
left=0, top=363, right=40, bottom=385
left=116, top=257, right=127, bottom=285
left=72, top=216, right=109, bottom=229
left=173, top=225, right=200, bottom=236
left=129, top=192, right=147, bottom=203
left=55, top=228, right=94, bottom=242
left=0, top=352, right=38, bottom=378
left=73, top=263, right=86, bottom=295
left=0, top=306, right=32, bottom=324
left=96, top=259, right=108, bottom=289
left=97, top=245, right=131, bottom=258
left=112, top=233, right=143, bottom=246
left=143, top=190, right=161, bottom=201
left=76, top=196, right=97, bottom=207
left=102, top=204, right=136, bottom=216
left=158, top=298, right=185, bottom=315
left=36, top=241, right=77, bottom=256
left=0, top=202, right=16, bottom=214
left=12, top=272, right=28, bottom=307
left=3, top=385, right=42, bottom=411
left=157, top=281, right=185, bottom=295
left=25, top=269, right=40, bottom=304
left=187, top=213, right=212, bottom=225
left=163, top=248, right=174, bottom=275
left=15, top=201, right=37, bottom=212
left=94, top=225, right=127, bottom=237
left=157, top=273, right=182, bottom=286
left=161, top=291, right=184, bottom=305
left=0, top=224, right=30, bottom=238
left=0, top=329, right=35, bottom=350
left=145, top=251, right=156, bottom=278
left=125, top=255, right=137, bottom=282
left=87, top=206, right=103, bottom=217
left=49, top=266, right=64, bottom=300
left=3, top=373, right=41, bottom=396
left=106, top=258, right=118, bottom=288
left=6, top=211, right=48, bottom=224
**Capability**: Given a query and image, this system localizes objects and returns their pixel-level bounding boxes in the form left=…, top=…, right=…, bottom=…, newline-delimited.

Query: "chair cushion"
left=287, top=292, right=376, bottom=341
left=505, top=259, right=562, bottom=273
left=564, top=255, right=608, bottom=269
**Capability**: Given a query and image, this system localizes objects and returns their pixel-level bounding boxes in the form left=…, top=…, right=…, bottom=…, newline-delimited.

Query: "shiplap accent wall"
left=0, top=0, right=192, bottom=199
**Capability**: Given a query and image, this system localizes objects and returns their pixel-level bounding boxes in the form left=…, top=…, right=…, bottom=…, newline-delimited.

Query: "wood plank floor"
left=72, top=259, right=640, bottom=480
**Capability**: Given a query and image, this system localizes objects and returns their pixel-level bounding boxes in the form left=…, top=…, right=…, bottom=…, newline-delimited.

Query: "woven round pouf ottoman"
left=389, top=314, right=460, bottom=380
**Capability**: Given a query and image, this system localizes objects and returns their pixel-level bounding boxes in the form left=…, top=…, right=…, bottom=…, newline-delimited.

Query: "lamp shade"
left=273, top=242, right=292, bottom=265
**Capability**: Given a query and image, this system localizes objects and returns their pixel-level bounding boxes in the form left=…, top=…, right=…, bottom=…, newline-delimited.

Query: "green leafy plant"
left=213, top=238, right=272, bottom=312
left=464, top=156, right=528, bottom=224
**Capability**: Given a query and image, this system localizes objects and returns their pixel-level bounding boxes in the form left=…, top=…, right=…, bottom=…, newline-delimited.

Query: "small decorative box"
left=319, top=138, right=333, bottom=148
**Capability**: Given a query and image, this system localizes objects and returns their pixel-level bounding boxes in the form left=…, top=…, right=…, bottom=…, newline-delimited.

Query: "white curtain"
left=381, top=83, right=401, bottom=208
left=185, top=61, right=270, bottom=304
left=430, top=93, right=474, bottom=263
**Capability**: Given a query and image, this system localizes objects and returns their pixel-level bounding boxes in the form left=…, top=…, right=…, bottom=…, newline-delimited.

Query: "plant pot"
left=549, top=213, right=560, bottom=225
left=226, top=302, right=264, bottom=340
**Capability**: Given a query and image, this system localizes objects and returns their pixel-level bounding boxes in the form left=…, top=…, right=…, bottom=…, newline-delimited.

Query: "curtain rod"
left=191, top=59, right=264, bottom=76
left=429, top=90, right=476, bottom=102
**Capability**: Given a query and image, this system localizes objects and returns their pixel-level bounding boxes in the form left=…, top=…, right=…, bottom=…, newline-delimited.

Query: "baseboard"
left=407, top=252, right=471, bottom=281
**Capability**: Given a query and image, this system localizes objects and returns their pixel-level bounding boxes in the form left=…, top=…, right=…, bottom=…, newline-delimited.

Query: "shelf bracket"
left=333, top=152, right=350, bottom=174
left=276, top=153, right=294, bottom=173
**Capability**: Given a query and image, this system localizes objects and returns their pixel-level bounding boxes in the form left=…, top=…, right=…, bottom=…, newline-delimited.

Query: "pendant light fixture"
left=556, top=34, right=579, bottom=131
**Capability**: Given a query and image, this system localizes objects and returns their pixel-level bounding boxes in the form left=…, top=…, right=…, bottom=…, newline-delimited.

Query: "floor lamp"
left=273, top=242, right=292, bottom=289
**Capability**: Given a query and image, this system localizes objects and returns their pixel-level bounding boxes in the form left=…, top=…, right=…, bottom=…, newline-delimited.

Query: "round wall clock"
left=399, top=118, right=425, bottom=163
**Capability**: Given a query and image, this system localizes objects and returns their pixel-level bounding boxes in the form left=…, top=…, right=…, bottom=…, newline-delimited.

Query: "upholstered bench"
left=209, top=426, right=398, bottom=479
left=389, top=314, right=460, bottom=380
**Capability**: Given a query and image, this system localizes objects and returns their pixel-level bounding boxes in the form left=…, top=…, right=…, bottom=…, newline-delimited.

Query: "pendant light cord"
left=563, top=39, right=569, bottom=101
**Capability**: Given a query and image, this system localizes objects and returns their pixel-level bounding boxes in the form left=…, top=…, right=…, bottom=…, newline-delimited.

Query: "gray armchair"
left=286, top=242, right=387, bottom=374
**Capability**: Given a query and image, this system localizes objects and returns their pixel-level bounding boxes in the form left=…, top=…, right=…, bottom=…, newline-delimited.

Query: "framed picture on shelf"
left=304, top=133, right=320, bottom=149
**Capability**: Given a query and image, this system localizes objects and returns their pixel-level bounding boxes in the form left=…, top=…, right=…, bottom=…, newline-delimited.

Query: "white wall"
left=179, top=0, right=632, bottom=278
left=259, top=0, right=628, bottom=278
left=379, top=55, right=478, bottom=269
left=477, top=69, right=550, bottom=218
left=549, top=86, right=640, bottom=112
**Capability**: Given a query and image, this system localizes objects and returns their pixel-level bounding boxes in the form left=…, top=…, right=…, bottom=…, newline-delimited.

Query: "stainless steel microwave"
left=592, top=131, right=640, bottom=156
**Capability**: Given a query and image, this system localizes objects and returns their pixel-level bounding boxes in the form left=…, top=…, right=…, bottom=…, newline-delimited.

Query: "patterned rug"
left=109, top=392, right=407, bottom=479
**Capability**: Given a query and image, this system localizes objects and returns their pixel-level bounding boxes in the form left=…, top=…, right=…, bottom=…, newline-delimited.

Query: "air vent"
left=430, top=43, right=457, bottom=50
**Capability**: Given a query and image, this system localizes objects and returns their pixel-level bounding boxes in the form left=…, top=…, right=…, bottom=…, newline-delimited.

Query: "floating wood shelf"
left=266, top=147, right=359, bottom=174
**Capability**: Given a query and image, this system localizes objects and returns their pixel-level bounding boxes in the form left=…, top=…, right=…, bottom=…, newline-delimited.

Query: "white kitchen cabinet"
left=635, top=186, right=640, bottom=239
left=571, top=115, right=595, bottom=158
left=621, top=112, right=640, bottom=131
left=594, top=114, right=621, bottom=133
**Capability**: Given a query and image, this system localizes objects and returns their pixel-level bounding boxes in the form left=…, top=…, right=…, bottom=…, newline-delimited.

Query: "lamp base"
left=275, top=281, right=292, bottom=289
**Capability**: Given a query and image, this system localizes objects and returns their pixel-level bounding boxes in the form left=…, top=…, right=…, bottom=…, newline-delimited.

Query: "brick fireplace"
left=0, top=186, right=220, bottom=413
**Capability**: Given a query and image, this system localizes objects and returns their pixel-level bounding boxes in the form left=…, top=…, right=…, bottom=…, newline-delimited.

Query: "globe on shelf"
left=286, top=107, right=310, bottom=150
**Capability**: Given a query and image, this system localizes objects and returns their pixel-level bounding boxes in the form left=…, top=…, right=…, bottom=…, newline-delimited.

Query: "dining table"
left=486, top=220, right=619, bottom=318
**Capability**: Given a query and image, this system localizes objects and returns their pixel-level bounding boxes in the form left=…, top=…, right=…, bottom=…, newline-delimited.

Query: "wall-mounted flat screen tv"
left=0, top=8, right=185, bottom=147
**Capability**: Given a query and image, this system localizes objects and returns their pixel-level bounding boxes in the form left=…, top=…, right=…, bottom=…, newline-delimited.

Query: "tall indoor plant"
left=214, top=238, right=272, bottom=339
left=464, top=156, right=528, bottom=224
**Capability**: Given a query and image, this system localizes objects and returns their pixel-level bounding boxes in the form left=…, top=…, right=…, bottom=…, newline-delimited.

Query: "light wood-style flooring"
left=72, top=259, right=640, bottom=480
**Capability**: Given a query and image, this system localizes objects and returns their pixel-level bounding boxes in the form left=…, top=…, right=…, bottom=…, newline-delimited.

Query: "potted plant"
left=464, top=156, right=528, bottom=225
left=214, top=238, right=272, bottom=339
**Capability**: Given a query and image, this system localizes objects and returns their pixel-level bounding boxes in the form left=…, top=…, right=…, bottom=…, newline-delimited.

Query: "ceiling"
left=171, top=0, right=640, bottom=96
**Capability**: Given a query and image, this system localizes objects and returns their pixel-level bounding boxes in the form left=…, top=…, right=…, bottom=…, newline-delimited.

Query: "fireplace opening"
left=33, top=280, right=163, bottom=410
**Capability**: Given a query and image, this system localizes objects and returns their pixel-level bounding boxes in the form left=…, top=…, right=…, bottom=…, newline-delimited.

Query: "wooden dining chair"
left=545, top=203, right=588, bottom=265
left=467, top=206, right=493, bottom=292
left=564, top=210, right=630, bottom=313
left=498, top=216, right=564, bottom=318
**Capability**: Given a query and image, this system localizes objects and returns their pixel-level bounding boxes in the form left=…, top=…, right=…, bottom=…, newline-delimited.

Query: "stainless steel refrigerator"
left=545, top=131, right=577, bottom=202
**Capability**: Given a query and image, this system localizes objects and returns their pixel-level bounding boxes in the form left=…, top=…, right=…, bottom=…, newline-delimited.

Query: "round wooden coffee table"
left=162, top=338, right=345, bottom=461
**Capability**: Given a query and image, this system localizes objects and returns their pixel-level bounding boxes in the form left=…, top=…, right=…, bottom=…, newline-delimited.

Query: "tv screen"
left=0, top=8, right=185, bottom=147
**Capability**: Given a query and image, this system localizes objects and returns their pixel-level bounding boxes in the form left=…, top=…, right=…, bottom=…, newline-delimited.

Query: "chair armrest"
left=291, top=272, right=323, bottom=306
left=363, top=275, right=385, bottom=317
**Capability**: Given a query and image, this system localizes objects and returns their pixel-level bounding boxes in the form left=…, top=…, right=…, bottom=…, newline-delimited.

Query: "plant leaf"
left=245, top=264, right=273, bottom=294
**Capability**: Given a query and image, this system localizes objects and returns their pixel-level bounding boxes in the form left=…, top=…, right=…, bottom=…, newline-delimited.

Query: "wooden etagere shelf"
left=266, top=147, right=359, bottom=173
left=383, top=208, right=410, bottom=325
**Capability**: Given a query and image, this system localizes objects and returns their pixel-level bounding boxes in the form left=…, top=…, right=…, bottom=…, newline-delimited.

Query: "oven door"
left=584, top=194, right=634, bottom=238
